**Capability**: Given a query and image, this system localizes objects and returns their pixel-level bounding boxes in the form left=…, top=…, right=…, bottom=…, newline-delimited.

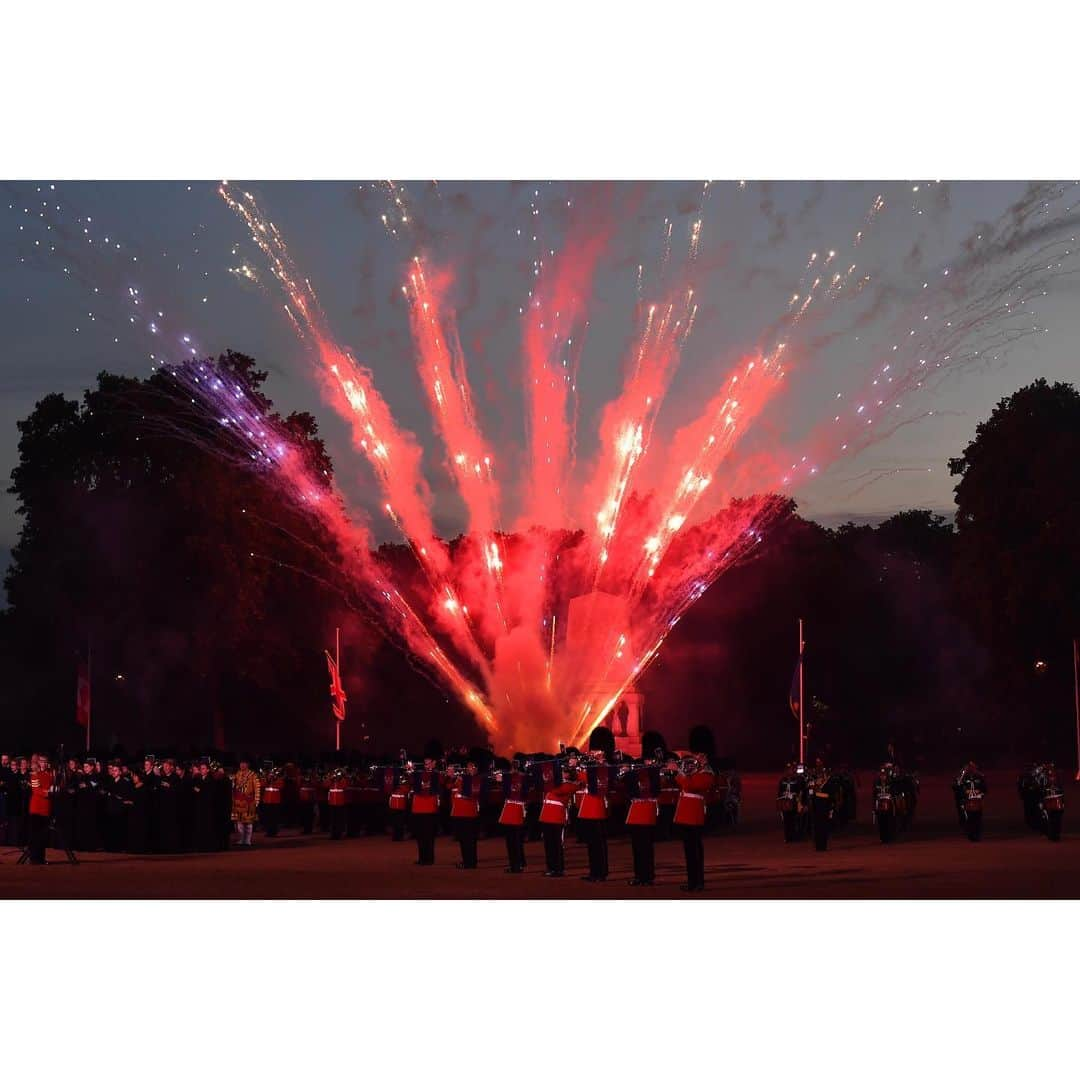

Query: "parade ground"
left=1, top=771, right=1077, bottom=899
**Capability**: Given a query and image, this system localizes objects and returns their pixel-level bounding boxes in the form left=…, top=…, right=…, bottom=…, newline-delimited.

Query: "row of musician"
left=268, top=751, right=740, bottom=891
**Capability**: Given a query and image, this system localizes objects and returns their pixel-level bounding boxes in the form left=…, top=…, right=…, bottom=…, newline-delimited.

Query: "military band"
left=0, top=743, right=738, bottom=889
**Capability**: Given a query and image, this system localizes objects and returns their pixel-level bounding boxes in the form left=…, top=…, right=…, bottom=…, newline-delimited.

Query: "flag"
left=76, top=657, right=91, bottom=729
left=789, top=657, right=801, bottom=721
left=325, top=649, right=346, bottom=722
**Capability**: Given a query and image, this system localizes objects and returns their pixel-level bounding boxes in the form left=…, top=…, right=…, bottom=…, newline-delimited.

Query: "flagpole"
left=335, top=626, right=342, bottom=753
left=798, top=618, right=805, bottom=766
left=86, top=639, right=92, bottom=754
left=1073, top=637, right=1079, bottom=782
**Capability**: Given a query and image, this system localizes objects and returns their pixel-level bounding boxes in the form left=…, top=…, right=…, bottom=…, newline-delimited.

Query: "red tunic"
left=539, top=779, right=580, bottom=826
left=29, top=768, right=53, bottom=816
left=576, top=765, right=613, bottom=821
left=498, top=773, right=528, bottom=827
left=450, top=775, right=481, bottom=819
left=389, top=780, right=410, bottom=812
left=673, top=770, right=715, bottom=827
left=410, top=770, right=441, bottom=815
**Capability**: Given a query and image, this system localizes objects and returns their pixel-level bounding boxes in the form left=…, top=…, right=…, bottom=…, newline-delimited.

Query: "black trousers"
left=297, top=802, right=315, bottom=835
left=455, top=816, right=479, bottom=868
left=262, top=803, right=281, bottom=837
left=629, top=825, right=656, bottom=883
left=329, top=804, right=347, bottom=841
left=578, top=818, right=608, bottom=879
left=28, top=813, right=49, bottom=864
left=389, top=808, right=406, bottom=841
left=412, top=813, right=437, bottom=864
left=542, top=823, right=565, bottom=874
left=504, top=826, right=526, bottom=870
left=681, top=826, right=705, bottom=889
left=525, top=802, right=542, bottom=842
left=658, top=804, right=675, bottom=842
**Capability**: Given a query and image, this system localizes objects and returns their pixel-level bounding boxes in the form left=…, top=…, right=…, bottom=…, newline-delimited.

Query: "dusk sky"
left=3, top=180, right=1077, bottom=560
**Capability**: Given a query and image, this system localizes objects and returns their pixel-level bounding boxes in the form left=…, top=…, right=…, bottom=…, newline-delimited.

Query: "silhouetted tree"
left=949, top=378, right=1080, bottom=758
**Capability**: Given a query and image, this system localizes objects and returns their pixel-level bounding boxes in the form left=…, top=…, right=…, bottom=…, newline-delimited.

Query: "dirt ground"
left=1, top=770, right=1077, bottom=899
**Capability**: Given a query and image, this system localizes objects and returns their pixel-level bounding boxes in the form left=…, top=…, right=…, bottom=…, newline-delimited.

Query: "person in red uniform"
left=497, top=755, right=531, bottom=873
left=673, top=753, right=715, bottom=892
left=537, top=760, right=579, bottom=878
left=409, top=756, right=442, bottom=865
left=576, top=751, right=613, bottom=883
left=27, top=753, right=54, bottom=865
left=449, top=760, right=487, bottom=869
left=625, top=761, right=661, bottom=886
left=388, top=761, right=410, bottom=842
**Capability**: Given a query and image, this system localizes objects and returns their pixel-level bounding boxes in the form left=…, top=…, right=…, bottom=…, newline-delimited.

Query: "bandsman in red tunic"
left=536, top=760, right=580, bottom=878
left=449, top=760, right=487, bottom=869
left=388, top=764, right=410, bottom=842
left=497, top=755, right=531, bottom=873
left=260, top=762, right=284, bottom=837
left=576, top=752, right=613, bottom=882
left=625, top=762, right=661, bottom=886
left=27, top=754, right=54, bottom=864
left=409, top=756, right=442, bottom=865
left=297, top=770, right=319, bottom=835
left=672, top=754, right=716, bottom=891
left=326, top=768, right=349, bottom=841
left=372, top=761, right=403, bottom=840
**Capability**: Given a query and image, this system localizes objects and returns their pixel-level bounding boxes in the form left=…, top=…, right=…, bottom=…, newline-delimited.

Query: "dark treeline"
left=2, top=355, right=1077, bottom=769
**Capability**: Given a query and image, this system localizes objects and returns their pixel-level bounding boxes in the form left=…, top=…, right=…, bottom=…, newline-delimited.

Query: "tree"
left=3, top=352, right=480, bottom=755
left=949, top=378, right=1080, bottom=758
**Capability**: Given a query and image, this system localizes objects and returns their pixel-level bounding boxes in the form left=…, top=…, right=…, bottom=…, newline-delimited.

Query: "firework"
left=12, top=180, right=1078, bottom=753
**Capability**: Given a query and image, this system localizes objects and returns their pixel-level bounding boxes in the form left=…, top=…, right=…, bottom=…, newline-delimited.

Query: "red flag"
left=76, top=659, right=91, bottom=728
left=325, top=650, right=346, bottom=722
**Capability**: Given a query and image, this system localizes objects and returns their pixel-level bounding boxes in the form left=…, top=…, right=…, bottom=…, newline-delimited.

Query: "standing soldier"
left=102, top=760, right=130, bottom=853
left=52, top=758, right=79, bottom=852
left=297, top=768, right=319, bottom=836
left=175, top=760, right=193, bottom=852
left=155, top=759, right=182, bottom=854
left=261, top=762, right=284, bottom=838
left=625, top=761, right=661, bottom=886
left=191, top=759, right=218, bottom=852
left=126, top=769, right=152, bottom=854
left=0, top=753, right=11, bottom=846
left=576, top=751, right=612, bottom=883
left=537, top=760, right=580, bottom=878
left=388, top=760, right=410, bottom=842
left=498, top=755, right=530, bottom=873
left=673, top=754, right=715, bottom=892
left=409, top=756, right=442, bottom=866
left=74, top=758, right=103, bottom=852
left=449, top=760, right=486, bottom=870
left=212, top=761, right=233, bottom=851
left=326, top=768, right=349, bottom=841
left=231, top=756, right=262, bottom=847
left=27, top=753, right=54, bottom=865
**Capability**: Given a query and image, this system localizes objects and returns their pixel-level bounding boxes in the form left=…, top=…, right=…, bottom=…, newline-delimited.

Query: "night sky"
left=2, top=180, right=1077, bottom=566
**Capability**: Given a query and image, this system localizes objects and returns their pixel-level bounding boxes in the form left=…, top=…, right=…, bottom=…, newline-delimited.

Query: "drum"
left=298, top=785, right=317, bottom=803
left=498, top=799, right=527, bottom=827
left=389, top=792, right=408, bottom=812
left=327, top=787, right=348, bottom=808
left=411, top=793, right=439, bottom=815
left=577, top=793, right=608, bottom=821
left=539, top=798, right=569, bottom=826
left=673, top=791, right=706, bottom=827
left=626, top=798, right=658, bottom=827
left=262, top=786, right=282, bottom=805
left=450, top=794, right=480, bottom=819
